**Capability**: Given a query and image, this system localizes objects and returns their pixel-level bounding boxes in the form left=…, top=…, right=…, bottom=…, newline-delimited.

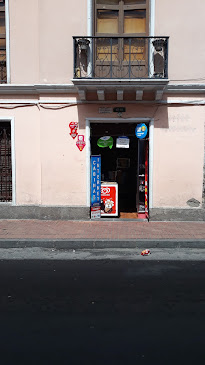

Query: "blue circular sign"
left=135, top=123, right=148, bottom=139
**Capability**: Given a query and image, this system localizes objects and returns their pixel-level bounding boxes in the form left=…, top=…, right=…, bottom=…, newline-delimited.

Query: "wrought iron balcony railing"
left=73, top=36, right=168, bottom=80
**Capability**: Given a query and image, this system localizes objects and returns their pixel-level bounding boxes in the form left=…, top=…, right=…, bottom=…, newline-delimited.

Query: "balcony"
left=72, top=36, right=169, bottom=101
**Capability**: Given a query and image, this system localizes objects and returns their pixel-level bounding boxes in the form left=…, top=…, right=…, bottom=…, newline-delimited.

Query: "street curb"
left=0, top=239, right=205, bottom=249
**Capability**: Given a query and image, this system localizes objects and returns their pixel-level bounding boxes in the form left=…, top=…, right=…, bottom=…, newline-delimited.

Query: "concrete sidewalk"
left=0, top=219, right=204, bottom=249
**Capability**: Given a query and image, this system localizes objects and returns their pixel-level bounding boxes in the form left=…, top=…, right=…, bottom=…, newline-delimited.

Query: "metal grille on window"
left=0, top=124, right=12, bottom=202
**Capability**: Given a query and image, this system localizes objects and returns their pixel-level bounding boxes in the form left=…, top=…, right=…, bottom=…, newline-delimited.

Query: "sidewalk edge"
left=0, top=239, right=204, bottom=249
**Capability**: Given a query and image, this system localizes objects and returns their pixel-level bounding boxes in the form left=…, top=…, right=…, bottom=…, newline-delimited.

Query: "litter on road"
left=141, top=249, right=151, bottom=256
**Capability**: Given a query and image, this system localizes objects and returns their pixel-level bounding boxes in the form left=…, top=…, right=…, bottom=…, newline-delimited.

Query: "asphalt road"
left=0, top=253, right=205, bottom=364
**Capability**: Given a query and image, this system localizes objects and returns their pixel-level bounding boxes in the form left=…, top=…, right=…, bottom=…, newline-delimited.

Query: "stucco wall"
left=13, top=98, right=87, bottom=206
left=9, top=0, right=39, bottom=83
left=0, top=96, right=204, bottom=208
left=9, top=0, right=87, bottom=84
left=153, top=99, right=204, bottom=207
left=15, top=107, right=41, bottom=205
left=39, top=0, right=87, bottom=84
left=40, top=105, right=87, bottom=205
left=155, top=0, right=205, bottom=83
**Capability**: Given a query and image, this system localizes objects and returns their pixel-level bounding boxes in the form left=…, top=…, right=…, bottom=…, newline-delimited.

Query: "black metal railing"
left=73, top=36, right=168, bottom=80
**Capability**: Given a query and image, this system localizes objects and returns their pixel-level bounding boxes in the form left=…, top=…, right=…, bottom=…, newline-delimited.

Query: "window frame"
left=94, top=0, right=149, bottom=37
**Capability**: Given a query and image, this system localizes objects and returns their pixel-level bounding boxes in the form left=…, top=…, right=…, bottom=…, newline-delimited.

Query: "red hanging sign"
left=69, top=121, right=78, bottom=139
left=76, top=135, right=86, bottom=151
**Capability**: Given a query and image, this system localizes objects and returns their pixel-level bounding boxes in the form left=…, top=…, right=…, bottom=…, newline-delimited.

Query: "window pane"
left=0, top=12, right=5, bottom=35
left=0, top=49, right=6, bottom=61
left=96, top=0, right=119, bottom=4
left=124, top=10, right=146, bottom=33
left=97, top=10, right=118, bottom=34
left=96, top=38, right=118, bottom=61
left=124, top=39, right=145, bottom=61
left=0, top=38, right=5, bottom=48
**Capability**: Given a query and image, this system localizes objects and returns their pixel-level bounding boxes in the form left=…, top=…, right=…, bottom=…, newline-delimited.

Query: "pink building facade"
left=0, top=0, right=204, bottom=221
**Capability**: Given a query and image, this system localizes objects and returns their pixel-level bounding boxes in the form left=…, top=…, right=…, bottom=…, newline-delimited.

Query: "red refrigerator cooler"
left=101, top=182, right=118, bottom=217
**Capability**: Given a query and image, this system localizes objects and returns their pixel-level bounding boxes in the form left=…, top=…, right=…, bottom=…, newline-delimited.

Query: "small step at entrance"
left=119, top=212, right=138, bottom=219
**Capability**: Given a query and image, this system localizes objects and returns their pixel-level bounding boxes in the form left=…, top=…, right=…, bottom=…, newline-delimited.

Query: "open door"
left=136, top=138, right=149, bottom=220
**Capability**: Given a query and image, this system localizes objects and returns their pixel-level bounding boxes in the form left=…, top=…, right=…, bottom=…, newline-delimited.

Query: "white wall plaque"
left=98, top=107, right=112, bottom=114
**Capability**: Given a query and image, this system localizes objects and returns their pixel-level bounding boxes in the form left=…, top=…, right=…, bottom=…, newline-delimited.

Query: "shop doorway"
left=90, top=122, right=149, bottom=219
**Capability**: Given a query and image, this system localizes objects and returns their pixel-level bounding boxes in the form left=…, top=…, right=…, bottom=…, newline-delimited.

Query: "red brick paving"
left=0, top=220, right=204, bottom=240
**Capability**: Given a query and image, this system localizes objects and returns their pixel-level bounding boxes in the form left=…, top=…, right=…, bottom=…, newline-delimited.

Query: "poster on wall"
left=101, top=182, right=118, bottom=217
left=116, top=136, right=130, bottom=149
left=69, top=122, right=78, bottom=139
left=135, top=123, right=148, bottom=139
left=97, top=136, right=113, bottom=149
left=76, top=135, right=86, bottom=151
left=90, top=155, right=101, bottom=219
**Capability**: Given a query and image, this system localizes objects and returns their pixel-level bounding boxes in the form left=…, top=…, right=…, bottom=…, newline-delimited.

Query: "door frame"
left=86, top=117, right=154, bottom=211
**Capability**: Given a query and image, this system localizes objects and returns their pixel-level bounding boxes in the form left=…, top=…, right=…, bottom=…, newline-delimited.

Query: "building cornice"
left=72, top=78, right=169, bottom=90
left=0, top=84, right=77, bottom=95
left=0, top=83, right=204, bottom=96
left=165, top=84, right=205, bottom=94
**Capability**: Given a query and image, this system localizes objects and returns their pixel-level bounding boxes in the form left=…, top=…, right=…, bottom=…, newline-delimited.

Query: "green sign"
left=97, top=136, right=113, bottom=149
